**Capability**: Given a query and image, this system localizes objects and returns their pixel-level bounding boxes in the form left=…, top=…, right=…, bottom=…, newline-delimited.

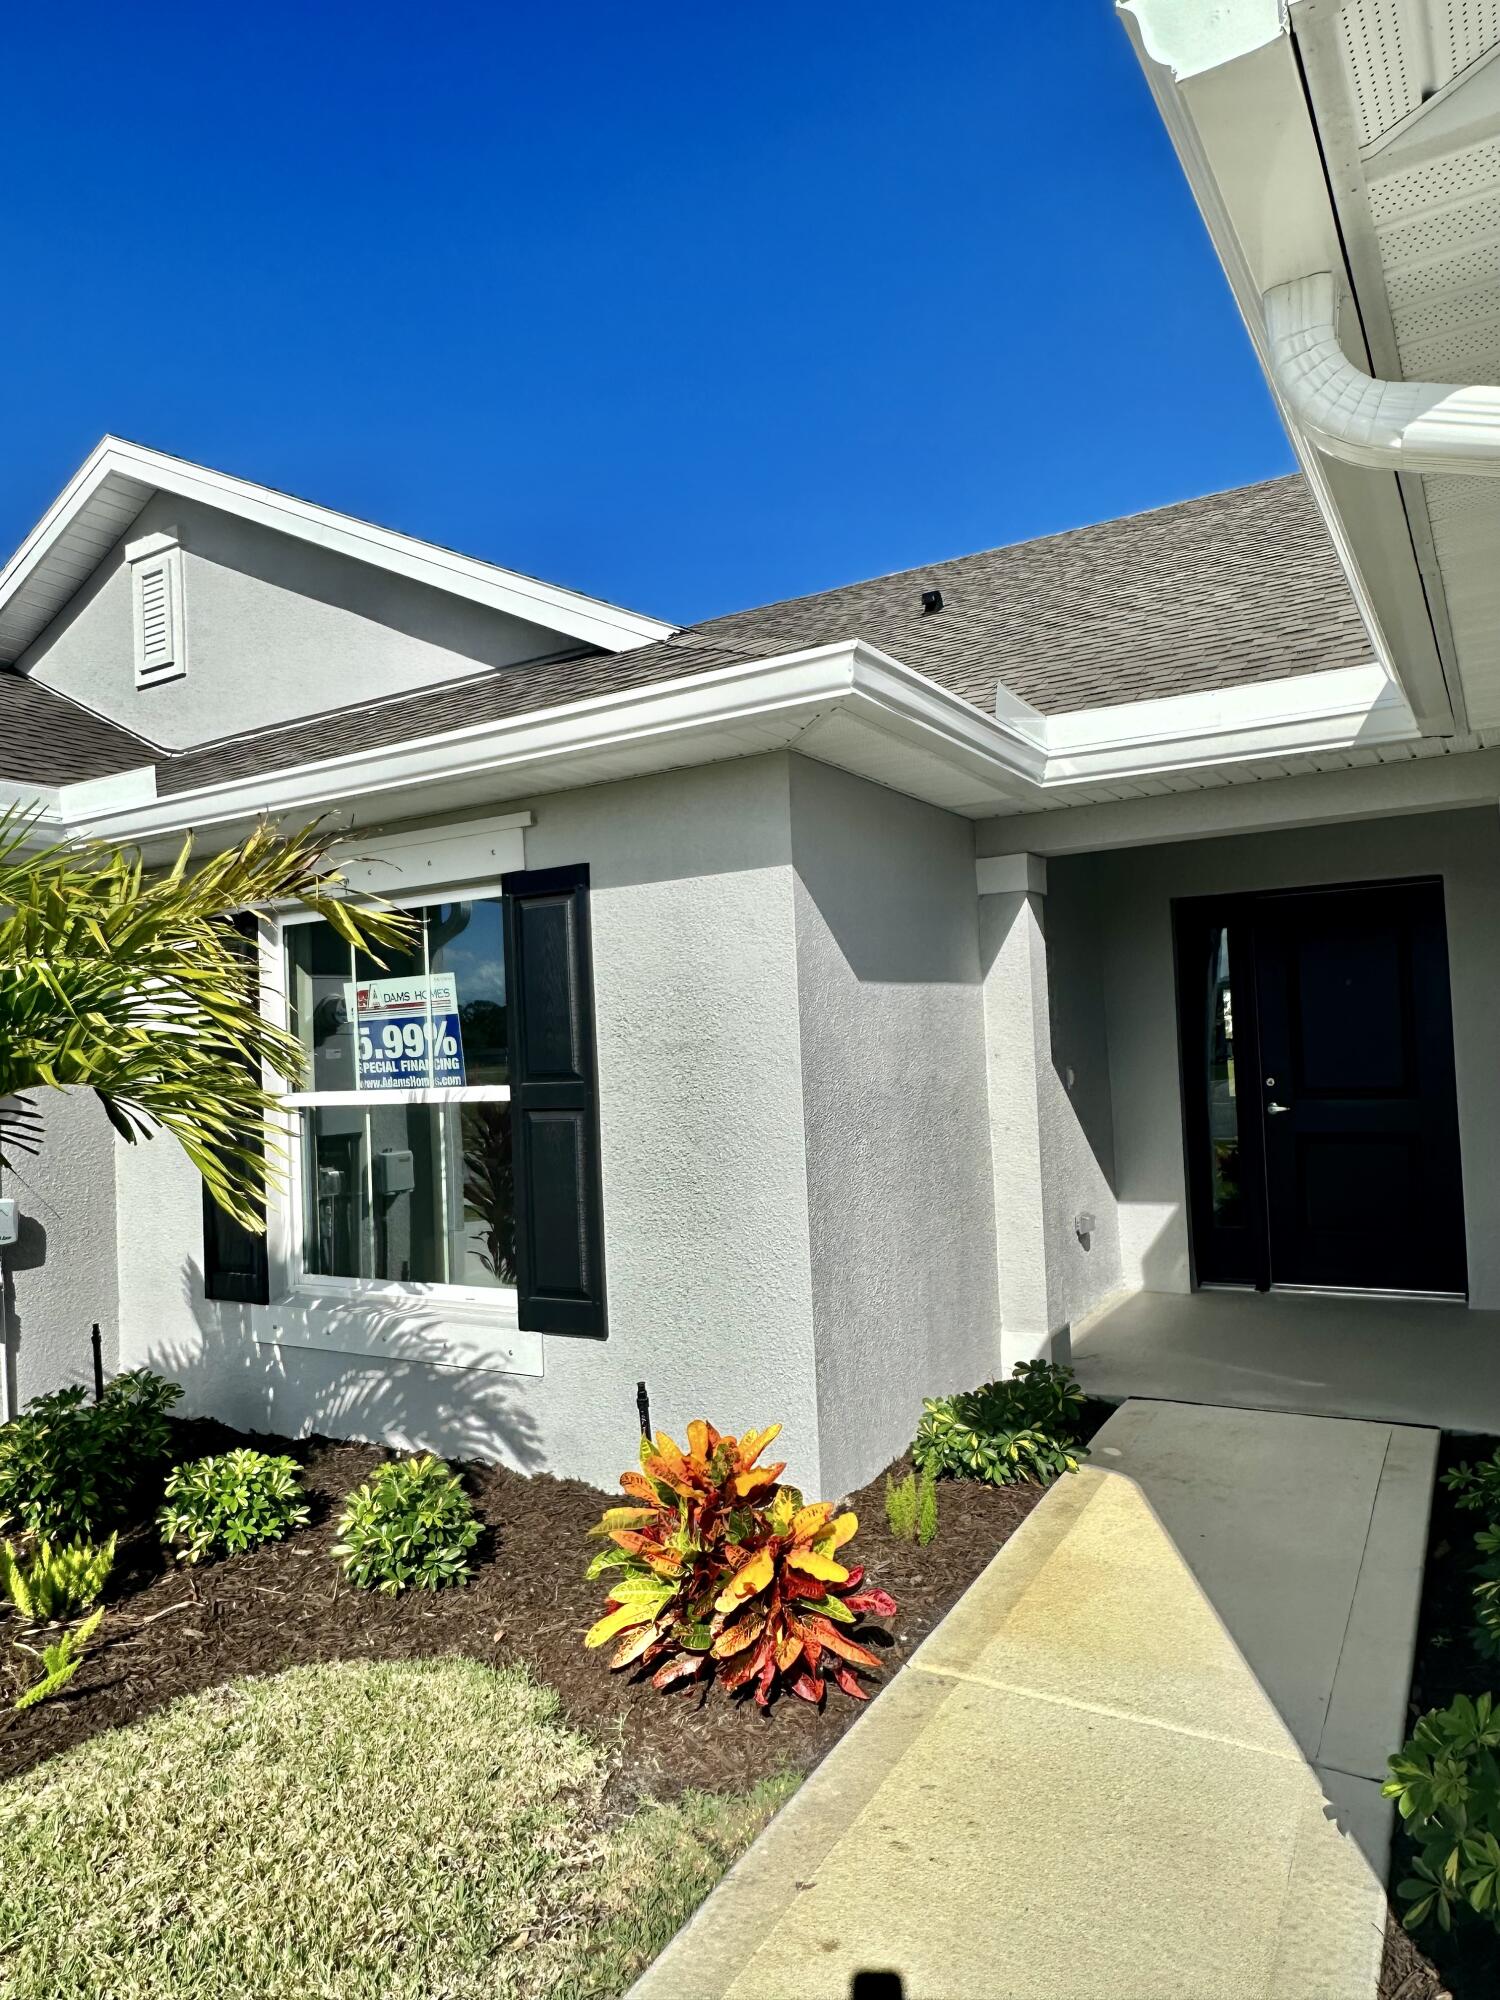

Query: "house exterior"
left=12, top=16, right=1500, bottom=1508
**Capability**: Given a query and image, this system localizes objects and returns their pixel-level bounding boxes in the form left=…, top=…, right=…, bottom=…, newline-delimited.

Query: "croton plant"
left=585, top=1421, right=896, bottom=1706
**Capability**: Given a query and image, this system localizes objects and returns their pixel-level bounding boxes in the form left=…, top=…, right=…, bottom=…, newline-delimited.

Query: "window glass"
left=428, top=900, right=507, bottom=1086
left=286, top=897, right=507, bottom=1091
left=285, top=893, right=515, bottom=1296
left=301, top=1102, right=515, bottom=1289
left=1205, top=926, right=1242, bottom=1229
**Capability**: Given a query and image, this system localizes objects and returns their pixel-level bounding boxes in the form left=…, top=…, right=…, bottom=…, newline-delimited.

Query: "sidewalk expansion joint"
left=907, top=1656, right=1308, bottom=1764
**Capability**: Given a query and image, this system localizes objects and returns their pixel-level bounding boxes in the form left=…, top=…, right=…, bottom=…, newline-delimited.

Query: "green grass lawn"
left=0, top=1657, right=796, bottom=1999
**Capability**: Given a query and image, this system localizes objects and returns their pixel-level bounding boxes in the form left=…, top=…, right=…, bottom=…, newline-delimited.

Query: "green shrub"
left=12, top=1608, right=103, bottom=1713
left=913, top=1359, right=1087, bottom=1489
left=0, top=1371, right=182, bottom=1540
left=158, top=1450, right=310, bottom=1565
left=1385, top=1692, right=1500, bottom=1935
left=0, top=1535, right=115, bottom=1623
left=884, top=1465, right=938, bottom=1545
left=1436, top=1454, right=1500, bottom=1657
left=1443, top=1452, right=1500, bottom=1520
left=332, top=1455, right=480, bottom=1594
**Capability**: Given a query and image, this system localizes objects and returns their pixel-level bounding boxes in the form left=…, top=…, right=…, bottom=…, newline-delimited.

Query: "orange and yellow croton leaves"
left=583, top=1420, right=897, bottom=1707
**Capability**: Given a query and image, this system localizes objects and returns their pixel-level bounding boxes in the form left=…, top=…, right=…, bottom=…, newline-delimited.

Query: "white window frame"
left=248, top=813, right=539, bottom=1375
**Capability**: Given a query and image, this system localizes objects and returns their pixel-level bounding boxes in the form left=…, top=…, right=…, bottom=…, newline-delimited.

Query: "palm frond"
left=0, top=808, right=417, bottom=1229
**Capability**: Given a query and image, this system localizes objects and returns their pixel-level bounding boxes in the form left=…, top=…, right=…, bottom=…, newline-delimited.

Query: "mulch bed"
left=0, top=1414, right=1051, bottom=1802
left=1377, top=1431, right=1500, bottom=2000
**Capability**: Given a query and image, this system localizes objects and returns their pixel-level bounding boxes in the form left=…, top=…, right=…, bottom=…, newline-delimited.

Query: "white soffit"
left=1117, top=0, right=1500, bottom=737
left=0, top=438, right=676, bottom=666
left=1119, top=0, right=1461, bottom=737
left=1319, top=2, right=1500, bottom=729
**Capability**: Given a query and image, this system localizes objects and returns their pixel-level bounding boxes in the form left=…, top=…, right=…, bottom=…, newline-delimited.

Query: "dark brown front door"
left=1176, top=880, right=1466, bottom=1296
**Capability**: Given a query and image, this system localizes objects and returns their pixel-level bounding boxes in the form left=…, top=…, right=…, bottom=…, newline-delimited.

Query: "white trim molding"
left=0, top=437, right=675, bottom=667
left=977, top=853, right=1048, bottom=896
left=56, top=645, right=1416, bottom=849
left=1266, top=274, right=1500, bottom=478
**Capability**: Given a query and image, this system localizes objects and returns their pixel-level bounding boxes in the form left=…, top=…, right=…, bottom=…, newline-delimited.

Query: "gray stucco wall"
left=0, top=1089, right=120, bottom=1414
left=1036, top=861, right=1123, bottom=1328
left=21, top=493, right=571, bottom=749
left=113, top=755, right=835, bottom=1494
left=62, top=752, right=1021, bottom=1496
left=977, top=862, right=1122, bottom=1364
left=788, top=758, right=1000, bottom=1498
left=1087, top=806, right=1500, bottom=1307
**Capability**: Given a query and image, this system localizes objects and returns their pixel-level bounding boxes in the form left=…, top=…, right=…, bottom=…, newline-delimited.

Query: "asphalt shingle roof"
left=0, top=672, right=158, bottom=786
left=5, top=474, right=1371, bottom=798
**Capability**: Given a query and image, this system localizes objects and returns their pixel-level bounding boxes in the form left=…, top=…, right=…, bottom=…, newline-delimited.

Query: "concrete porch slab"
left=1073, top=1285, right=1500, bottom=1434
left=629, top=1400, right=1437, bottom=2000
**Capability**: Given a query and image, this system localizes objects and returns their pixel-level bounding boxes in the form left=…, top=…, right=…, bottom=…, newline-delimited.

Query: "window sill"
left=252, top=1284, right=543, bottom=1378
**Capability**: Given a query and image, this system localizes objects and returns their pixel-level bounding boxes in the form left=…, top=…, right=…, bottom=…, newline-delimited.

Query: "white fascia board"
left=57, top=643, right=1419, bottom=848
left=70, top=641, right=1038, bottom=844
left=55, top=764, right=159, bottom=818
left=0, top=780, right=63, bottom=829
left=1041, top=662, right=1414, bottom=782
left=0, top=438, right=675, bottom=661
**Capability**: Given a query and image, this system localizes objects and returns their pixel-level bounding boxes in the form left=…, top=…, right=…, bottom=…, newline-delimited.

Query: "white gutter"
left=55, top=644, right=1415, bottom=849
left=1266, top=273, right=1500, bottom=477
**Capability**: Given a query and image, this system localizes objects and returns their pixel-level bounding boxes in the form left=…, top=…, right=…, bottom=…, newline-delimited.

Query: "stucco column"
left=978, top=854, right=1072, bottom=1372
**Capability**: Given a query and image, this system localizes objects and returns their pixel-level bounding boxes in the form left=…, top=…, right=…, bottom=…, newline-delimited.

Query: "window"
left=280, top=891, right=515, bottom=1299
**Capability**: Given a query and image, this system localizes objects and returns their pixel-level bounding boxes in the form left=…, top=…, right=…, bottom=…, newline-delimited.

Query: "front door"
left=1176, top=880, right=1466, bottom=1296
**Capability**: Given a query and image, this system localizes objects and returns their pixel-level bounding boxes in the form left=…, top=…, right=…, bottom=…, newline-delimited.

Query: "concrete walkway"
left=631, top=1400, right=1437, bottom=2000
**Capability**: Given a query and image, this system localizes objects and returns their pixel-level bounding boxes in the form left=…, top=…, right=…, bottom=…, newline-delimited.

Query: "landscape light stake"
left=636, top=1379, right=651, bottom=1441
left=90, top=1323, right=104, bottom=1403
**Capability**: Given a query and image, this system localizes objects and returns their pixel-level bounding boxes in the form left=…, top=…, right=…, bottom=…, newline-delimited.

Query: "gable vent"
left=127, top=529, right=186, bottom=688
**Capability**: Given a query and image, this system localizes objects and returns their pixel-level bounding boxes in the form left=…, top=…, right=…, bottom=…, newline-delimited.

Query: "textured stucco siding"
left=20, top=493, right=571, bottom=750
left=1036, top=860, right=1123, bottom=1327
left=0, top=1089, right=120, bottom=1413
left=789, top=757, right=1000, bottom=1497
left=113, top=756, right=827, bottom=1493
left=1089, top=806, right=1500, bottom=1307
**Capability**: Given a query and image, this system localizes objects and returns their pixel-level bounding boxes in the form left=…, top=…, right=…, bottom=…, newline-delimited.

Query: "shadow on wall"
left=128, top=1257, right=548, bottom=1473
left=1, top=1213, right=47, bottom=1412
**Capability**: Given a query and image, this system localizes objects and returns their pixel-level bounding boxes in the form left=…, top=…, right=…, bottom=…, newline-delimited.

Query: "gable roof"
left=2, top=468, right=1373, bottom=801
left=149, top=472, right=1369, bottom=795
left=0, top=436, right=675, bottom=669
left=665, top=474, right=1368, bottom=716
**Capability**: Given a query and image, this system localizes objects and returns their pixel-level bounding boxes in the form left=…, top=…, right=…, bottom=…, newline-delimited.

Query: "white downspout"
left=1265, top=273, right=1500, bottom=476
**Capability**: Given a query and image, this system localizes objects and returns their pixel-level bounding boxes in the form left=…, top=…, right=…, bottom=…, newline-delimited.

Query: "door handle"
left=1267, top=1102, right=1290, bottom=1115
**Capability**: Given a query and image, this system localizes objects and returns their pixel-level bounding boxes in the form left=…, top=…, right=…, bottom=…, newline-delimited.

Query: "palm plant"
left=0, top=808, right=411, bottom=1229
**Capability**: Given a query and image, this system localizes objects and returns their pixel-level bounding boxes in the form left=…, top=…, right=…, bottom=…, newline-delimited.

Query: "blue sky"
left=2, top=2, right=1290, bottom=626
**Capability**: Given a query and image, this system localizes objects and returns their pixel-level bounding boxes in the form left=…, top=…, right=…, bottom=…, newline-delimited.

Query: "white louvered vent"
left=126, top=530, right=186, bottom=689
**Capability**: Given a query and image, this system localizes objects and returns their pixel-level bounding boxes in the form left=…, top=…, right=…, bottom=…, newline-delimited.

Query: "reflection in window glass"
left=1205, top=927, right=1242, bottom=1228
left=302, top=1103, right=515, bottom=1288
left=286, top=894, right=515, bottom=1297
left=287, top=899, right=507, bottom=1092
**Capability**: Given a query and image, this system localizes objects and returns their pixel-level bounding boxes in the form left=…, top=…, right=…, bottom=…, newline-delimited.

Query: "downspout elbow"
left=1265, top=272, right=1500, bottom=477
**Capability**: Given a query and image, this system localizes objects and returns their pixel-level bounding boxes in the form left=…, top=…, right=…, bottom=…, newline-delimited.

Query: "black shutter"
left=202, top=1179, right=269, bottom=1305
left=203, top=914, right=270, bottom=1306
left=501, top=863, right=607, bottom=1337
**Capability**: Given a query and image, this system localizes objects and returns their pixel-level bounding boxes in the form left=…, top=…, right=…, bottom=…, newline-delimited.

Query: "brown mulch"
left=0, top=1415, right=1046, bottom=1801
